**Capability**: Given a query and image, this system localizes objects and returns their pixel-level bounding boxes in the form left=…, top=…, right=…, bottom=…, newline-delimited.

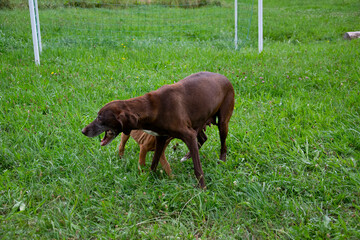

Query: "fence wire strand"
left=1, top=0, right=255, bottom=51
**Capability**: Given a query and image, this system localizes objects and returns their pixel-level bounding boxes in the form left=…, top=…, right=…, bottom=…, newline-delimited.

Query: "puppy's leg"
left=150, top=136, right=169, bottom=171
left=159, top=153, right=172, bottom=177
left=182, top=131, right=206, bottom=189
left=157, top=140, right=172, bottom=177
left=119, top=133, right=131, bottom=157
left=137, top=146, right=148, bottom=172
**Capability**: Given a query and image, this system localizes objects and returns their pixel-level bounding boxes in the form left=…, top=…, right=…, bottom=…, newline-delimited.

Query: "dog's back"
left=144, top=72, right=234, bottom=131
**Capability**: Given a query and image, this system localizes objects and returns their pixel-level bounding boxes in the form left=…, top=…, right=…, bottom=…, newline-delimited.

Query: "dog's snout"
left=81, top=122, right=104, bottom=138
left=81, top=127, right=88, bottom=135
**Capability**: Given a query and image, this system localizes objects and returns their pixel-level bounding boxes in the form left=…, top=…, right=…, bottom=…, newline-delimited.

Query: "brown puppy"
left=119, top=130, right=172, bottom=176
left=82, top=72, right=235, bottom=189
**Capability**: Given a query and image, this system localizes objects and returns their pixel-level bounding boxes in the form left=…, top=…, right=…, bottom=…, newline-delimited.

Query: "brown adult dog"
left=118, top=130, right=172, bottom=176
left=82, top=72, right=235, bottom=189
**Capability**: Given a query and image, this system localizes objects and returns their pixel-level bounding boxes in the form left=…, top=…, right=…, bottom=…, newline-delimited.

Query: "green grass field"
left=1, top=0, right=360, bottom=238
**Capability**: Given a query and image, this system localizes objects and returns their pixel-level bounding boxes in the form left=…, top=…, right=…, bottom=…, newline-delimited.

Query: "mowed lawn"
left=1, top=0, right=360, bottom=239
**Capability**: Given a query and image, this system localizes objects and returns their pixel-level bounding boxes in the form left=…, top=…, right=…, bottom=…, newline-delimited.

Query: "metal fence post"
left=34, top=0, right=42, bottom=53
left=234, top=0, right=238, bottom=50
left=29, top=0, right=40, bottom=65
left=258, top=0, right=263, bottom=53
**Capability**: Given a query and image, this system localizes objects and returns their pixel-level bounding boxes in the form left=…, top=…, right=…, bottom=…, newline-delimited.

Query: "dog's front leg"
left=183, top=133, right=206, bottom=189
left=182, top=129, right=208, bottom=162
left=150, top=136, right=169, bottom=172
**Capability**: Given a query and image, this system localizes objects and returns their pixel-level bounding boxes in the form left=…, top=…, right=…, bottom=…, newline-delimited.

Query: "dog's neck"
left=113, top=94, right=155, bottom=127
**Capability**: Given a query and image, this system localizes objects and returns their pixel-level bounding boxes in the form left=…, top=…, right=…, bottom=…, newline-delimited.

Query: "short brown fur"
left=82, top=72, right=235, bottom=189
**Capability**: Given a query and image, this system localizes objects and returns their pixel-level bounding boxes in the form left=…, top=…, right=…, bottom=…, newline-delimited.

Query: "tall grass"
left=1, top=0, right=360, bottom=238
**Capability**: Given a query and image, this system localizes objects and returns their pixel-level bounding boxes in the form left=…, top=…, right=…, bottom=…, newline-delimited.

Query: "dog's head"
left=82, top=101, right=138, bottom=146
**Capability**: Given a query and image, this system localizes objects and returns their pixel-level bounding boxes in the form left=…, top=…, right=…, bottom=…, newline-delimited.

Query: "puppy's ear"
left=116, top=112, right=139, bottom=135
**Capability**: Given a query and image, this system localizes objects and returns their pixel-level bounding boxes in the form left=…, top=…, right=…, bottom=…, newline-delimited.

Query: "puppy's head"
left=82, top=101, right=138, bottom=146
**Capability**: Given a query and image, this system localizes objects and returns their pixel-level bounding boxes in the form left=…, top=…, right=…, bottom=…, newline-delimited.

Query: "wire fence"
left=1, top=0, right=255, bottom=52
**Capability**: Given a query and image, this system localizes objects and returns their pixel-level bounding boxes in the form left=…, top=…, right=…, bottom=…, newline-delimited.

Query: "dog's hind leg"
left=218, top=120, right=229, bottom=161
left=217, top=96, right=234, bottom=161
left=119, top=133, right=131, bottom=158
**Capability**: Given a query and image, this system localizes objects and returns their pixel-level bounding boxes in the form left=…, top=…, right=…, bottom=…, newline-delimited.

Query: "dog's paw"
left=180, top=152, right=191, bottom=162
left=118, top=150, right=125, bottom=158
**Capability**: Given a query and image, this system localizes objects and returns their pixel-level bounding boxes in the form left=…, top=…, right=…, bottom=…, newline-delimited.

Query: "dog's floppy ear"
left=116, top=112, right=139, bottom=135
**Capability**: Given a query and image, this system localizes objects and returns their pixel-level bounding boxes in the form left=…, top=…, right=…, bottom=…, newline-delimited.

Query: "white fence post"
left=234, top=0, right=238, bottom=50
left=34, top=0, right=42, bottom=53
left=258, top=0, right=263, bottom=53
left=29, top=0, right=40, bottom=65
